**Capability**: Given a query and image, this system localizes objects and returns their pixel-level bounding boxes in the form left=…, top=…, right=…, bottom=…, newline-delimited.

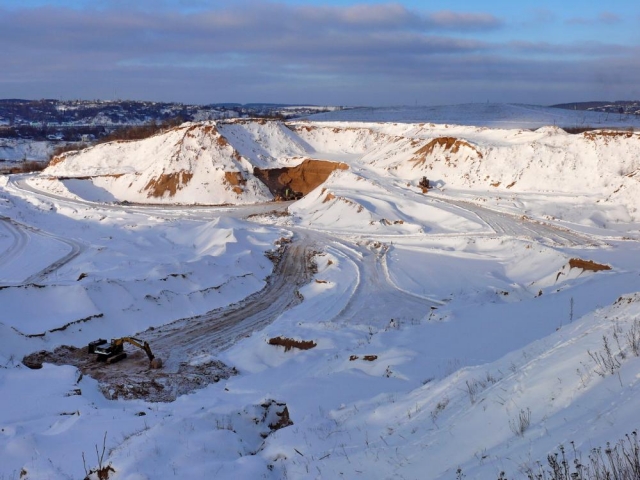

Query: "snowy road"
left=0, top=214, right=84, bottom=284
left=436, top=197, right=595, bottom=246
left=0, top=216, right=28, bottom=269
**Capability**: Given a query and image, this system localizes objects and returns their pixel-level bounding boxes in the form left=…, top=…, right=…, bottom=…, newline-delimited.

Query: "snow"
left=0, top=138, right=54, bottom=161
left=1, top=110, right=640, bottom=479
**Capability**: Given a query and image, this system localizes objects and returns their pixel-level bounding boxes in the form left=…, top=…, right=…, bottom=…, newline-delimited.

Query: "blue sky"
left=1, top=1, right=639, bottom=105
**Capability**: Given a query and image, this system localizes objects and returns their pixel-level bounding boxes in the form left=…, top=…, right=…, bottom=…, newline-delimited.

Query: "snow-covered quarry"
left=1, top=112, right=640, bottom=479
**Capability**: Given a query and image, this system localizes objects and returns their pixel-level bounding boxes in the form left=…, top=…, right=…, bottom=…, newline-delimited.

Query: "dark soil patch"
left=268, top=336, right=317, bottom=352
left=568, top=258, right=612, bottom=272
left=22, top=345, right=237, bottom=402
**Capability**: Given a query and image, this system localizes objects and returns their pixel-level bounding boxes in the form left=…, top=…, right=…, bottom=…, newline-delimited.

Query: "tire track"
left=0, top=216, right=29, bottom=269
left=433, top=198, right=595, bottom=247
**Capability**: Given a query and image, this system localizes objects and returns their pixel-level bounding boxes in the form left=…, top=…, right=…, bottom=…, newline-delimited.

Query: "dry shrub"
left=568, top=258, right=611, bottom=272
left=268, top=336, right=317, bottom=352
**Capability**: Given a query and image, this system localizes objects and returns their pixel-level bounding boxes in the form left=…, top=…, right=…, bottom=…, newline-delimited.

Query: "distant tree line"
left=49, top=117, right=185, bottom=161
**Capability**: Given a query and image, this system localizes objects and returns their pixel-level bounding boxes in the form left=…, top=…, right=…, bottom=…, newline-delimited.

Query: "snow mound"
left=43, top=122, right=272, bottom=205
left=290, top=170, right=484, bottom=234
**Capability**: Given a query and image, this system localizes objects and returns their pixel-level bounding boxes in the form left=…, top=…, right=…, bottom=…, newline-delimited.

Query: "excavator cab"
left=88, top=337, right=159, bottom=367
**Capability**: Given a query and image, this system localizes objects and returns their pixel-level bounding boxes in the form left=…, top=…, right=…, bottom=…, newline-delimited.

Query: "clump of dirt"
left=261, top=400, right=293, bottom=431
left=506, top=181, right=517, bottom=189
left=254, top=159, right=348, bottom=198
left=144, top=170, right=194, bottom=197
left=349, top=354, right=378, bottom=361
left=268, top=336, right=317, bottom=352
left=412, top=137, right=483, bottom=167
left=568, top=258, right=612, bottom=272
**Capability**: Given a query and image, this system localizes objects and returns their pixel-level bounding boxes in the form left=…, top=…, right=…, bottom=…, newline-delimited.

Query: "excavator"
left=88, top=337, right=162, bottom=368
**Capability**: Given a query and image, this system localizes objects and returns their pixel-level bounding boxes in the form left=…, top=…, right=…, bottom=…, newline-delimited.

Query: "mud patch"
left=254, top=159, right=348, bottom=198
left=144, top=170, right=194, bottom=198
left=23, top=345, right=237, bottom=402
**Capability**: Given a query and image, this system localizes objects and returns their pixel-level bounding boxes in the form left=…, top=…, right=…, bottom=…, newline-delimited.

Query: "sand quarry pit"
left=254, top=159, right=348, bottom=197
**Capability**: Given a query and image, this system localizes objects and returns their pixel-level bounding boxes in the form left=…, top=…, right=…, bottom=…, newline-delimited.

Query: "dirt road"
left=24, top=234, right=316, bottom=402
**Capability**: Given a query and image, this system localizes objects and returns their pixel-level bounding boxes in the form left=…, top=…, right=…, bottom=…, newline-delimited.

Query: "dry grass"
left=268, top=336, right=317, bottom=352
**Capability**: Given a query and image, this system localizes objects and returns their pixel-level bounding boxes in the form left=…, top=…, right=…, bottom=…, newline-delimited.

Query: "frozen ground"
left=1, top=115, right=640, bottom=480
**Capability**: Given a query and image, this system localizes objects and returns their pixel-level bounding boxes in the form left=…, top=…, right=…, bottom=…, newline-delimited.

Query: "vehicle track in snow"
left=0, top=216, right=29, bottom=270
left=328, top=239, right=440, bottom=327
left=0, top=215, right=85, bottom=284
left=436, top=197, right=596, bottom=247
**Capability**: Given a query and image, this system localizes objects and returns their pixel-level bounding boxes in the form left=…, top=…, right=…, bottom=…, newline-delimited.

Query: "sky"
left=1, top=0, right=639, bottom=106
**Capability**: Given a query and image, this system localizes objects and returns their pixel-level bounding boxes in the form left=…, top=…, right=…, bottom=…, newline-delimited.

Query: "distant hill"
left=551, top=100, right=640, bottom=115
left=305, top=103, right=640, bottom=129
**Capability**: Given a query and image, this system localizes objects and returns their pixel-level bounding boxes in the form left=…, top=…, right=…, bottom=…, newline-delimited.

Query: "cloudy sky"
left=2, top=0, right=639, bottom=106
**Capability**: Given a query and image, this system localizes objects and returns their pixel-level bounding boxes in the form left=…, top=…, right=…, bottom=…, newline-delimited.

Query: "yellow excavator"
left=88, top=337, right=162, bottom=368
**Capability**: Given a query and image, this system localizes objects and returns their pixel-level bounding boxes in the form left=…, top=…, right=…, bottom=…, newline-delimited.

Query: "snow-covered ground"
left=0, top=138, right=55, bottom=161
left=1, top=112, right=640, bottom=480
